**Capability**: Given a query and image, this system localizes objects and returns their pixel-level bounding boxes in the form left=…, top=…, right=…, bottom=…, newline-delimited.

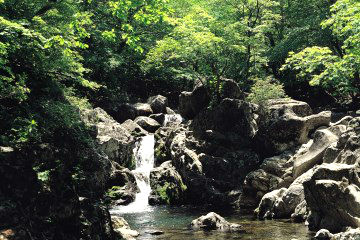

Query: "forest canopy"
left=1, top=0, right=360, bottom=147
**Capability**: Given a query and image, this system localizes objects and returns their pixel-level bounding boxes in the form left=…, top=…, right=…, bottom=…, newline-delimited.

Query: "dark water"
left=111, top=205, right=314, bottom=240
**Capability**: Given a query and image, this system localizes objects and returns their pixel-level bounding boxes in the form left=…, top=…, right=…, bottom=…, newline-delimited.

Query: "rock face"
left=333, top=228, right=360, bottom=240
left=121, top=119, right=148, bottom=137
left=81, top=107, right=135, bottom=168
left=179, top=84, right=210, bottom=119
left=148, top=95, right=168, bottom=114
left=114, top=102, right=153, bottom=123
left=304, top=163, right=360, bottom=232
left=256, top=99, right=331, bottom=155
left=191, top=98, right=258, bottom=146
left=256, top=168, right=314, bottom=219
left=134, top=116, right=161, bottom=133
left=324, top=118, right=360, bottom=165
left=293, top=125, right=346, bottom=178
left=191, top=212, right=245, bottom=232
left=240, top=150, right=294, bottom=208
left=107, top=164, right=139, bottom=205
left=149, top=161, right=186, bottom=205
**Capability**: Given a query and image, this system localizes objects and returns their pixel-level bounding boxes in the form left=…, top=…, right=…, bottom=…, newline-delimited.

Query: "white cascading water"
left=113, top=135, right=155, bottom=214
left=163, top=114, right=183, bottom=126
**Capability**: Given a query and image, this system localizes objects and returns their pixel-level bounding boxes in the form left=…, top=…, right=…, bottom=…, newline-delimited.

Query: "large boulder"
left=221, top=78, right=244, bottom=99
left=81, top=108, right=135, bottom=167
left=106, top=164, right=139, bottom=205
left=257, top=168, right=314, bottom=219
left=179, top=85, right=210, bottom=119
left=240, top=150, right=294, bottom=208
left=111, top=216, right=139, bottom=240
left=149, top=161, right=187, bottom=205
left=191, top=98, right=258, bottom=146
left=293, top=125, right=346, bottom=178
left=114, top=103, right=153, bottom=123
left=256, top=99, right=331, bottom=155
left=134, top=116, right=161, bottom=133
left=121, top=119, right=148, bottom=137
left=304, top=163, right=360, bottom=232
left=148, top=95, right=168, bottom=114
left=323, top=117, right=360, bottom=165
left=333, top=228, right=360, bottom=240
left=191, top=212, right=245, bottom=232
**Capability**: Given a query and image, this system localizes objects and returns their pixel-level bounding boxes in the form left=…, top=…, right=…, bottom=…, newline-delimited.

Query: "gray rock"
left=148, top=95, right=168, bottom=113
left=293, top=125, right=346, bottom=178
left=257, top=168, right=314, bottom=219
left=257, top=99, right=331, bottom=154
left=111, top=216, right=139, bottom=240
left=149, top=113, right=166, bottom=125
left=149, top=161, right=186, bottom=205
left=304, top=164, right=360, bottom=232
left=221, top=78, right=244, bottom=99
left=314, top=229, right=333, bottom=240
left=333, top=228, right=360, bottom=240
left=81, top=108, right=135, bottom=167
left=134, top=116, right=161, bottom=133
left=191, top=212, right=245, bottom=232
left=179, top=84, right=210, bottom=119
left=121, top=119, right=148, bottom=136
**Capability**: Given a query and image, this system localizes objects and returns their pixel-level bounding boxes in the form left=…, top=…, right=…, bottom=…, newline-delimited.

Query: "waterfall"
left=114, top=135, right=155, bottom=213
left=163, top=114, right=183, bottom=126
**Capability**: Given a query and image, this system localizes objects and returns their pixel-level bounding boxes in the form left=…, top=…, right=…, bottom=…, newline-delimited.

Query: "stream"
left=110, top=117, right=315, bottom=240
left=111, top=205, right=314, bottom=240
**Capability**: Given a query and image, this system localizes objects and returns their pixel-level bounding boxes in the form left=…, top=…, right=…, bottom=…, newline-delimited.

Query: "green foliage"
left=155, top=181, right=187, bottom=204
left=247, top=76, right=287, bottom=104
left=106, top=186, right=124, bottom=200
left=281, top=0, right=360, bottom=101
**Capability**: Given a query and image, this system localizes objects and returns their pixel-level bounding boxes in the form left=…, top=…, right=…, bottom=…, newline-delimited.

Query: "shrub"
left=247, top=77, right=287, bottom=104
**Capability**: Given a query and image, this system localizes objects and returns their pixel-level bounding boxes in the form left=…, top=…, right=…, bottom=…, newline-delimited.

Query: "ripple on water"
left=111, top=205, right=314, bottom=240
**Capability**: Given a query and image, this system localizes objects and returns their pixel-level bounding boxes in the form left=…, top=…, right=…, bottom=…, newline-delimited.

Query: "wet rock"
left=111, top=216, right=139, bottom=240
left=149, top=161, right=187, bottom=205
left=146, top=230, right=165, bottom=235
left=191, top=212, right=245, bottom=232
left=107, top=165, right=138, bottom=205
left=291, top=200, right=308, bottom=223
left=256, top=99, right=331, bottom=155
left=148, top=95, right=168, bottom=114
left=179, top=85, right=210, bottom=119
left=314, top=229, right=333, bottom=240
left=304, top=163, right=360, bottom=232
left=134, top=116, right=161, bottom=133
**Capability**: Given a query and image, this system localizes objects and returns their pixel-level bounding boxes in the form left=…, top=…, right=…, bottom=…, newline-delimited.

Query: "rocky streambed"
left=79, top=81, right=360, bottom=240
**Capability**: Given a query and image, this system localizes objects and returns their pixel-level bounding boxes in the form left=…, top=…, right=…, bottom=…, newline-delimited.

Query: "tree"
left=281, top=0, right=360, bottom=103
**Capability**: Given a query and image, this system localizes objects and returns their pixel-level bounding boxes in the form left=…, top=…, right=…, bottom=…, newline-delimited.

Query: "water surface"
left=111, top=205, right=314, bottom=240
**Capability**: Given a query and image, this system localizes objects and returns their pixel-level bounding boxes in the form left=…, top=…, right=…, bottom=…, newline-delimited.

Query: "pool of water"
left=110, top=205, right=314, bottom=240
